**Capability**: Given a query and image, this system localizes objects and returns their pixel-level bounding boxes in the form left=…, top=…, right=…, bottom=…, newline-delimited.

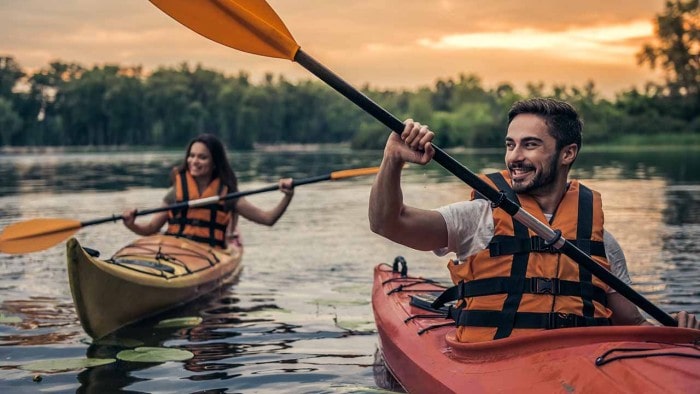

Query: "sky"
left=0, top=0, right=668, bottom=97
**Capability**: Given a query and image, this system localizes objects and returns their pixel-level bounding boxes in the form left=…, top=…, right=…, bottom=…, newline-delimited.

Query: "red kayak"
left=372, top=262, right=700, bottom=393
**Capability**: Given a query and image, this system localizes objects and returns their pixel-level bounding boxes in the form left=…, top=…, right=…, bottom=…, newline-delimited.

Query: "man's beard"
left=509, top=154, right=559, bottom=194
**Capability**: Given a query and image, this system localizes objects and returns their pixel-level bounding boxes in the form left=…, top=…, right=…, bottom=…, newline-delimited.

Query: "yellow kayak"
left=66, top=234, right=243, bottom=339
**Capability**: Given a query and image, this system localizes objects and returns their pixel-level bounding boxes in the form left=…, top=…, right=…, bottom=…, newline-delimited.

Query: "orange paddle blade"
left=149, top=0, right=300, bottom=60
left=0, top=218, right=82, bottom=254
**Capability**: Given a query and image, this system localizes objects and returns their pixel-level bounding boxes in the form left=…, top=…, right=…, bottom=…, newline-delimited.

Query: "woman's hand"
left=279, top=178, right=294, bottom=197
left=122, top=208, right=137, bottom=229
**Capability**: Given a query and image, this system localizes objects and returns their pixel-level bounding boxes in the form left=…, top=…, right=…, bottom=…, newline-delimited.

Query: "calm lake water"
left=0, top=146, right=699, bottom=393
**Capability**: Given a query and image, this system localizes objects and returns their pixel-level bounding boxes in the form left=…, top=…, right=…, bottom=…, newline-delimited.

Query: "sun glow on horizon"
left=413, top=20, right=654, bottom=63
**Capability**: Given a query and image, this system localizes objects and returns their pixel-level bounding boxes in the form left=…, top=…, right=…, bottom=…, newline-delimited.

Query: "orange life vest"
left=446, top=170, right=612, bottom=343
left=165, top=170, right=231, bottom=248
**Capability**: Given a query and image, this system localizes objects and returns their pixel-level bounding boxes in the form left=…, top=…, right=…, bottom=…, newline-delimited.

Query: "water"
left=0, top=147, right=699, bottom=393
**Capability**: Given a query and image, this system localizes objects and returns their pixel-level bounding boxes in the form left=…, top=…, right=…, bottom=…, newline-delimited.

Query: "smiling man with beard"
left=368, top=97, right=699, bottom=343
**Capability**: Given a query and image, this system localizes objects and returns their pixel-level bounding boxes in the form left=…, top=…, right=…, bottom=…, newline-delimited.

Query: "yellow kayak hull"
left=67, top=234, right=243, bottom=339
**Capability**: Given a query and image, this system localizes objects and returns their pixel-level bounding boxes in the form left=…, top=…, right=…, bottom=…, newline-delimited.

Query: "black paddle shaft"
left=80, top=174, right=332, bottom=226
left=293, top=49, right=676, bottom=327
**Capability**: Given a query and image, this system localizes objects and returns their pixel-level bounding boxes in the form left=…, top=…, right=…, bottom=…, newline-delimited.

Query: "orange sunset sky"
left=1, top=0, right=668, bottom=97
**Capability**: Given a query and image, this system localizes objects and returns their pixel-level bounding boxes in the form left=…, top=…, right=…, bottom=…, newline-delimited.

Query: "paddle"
left=0, top=166, right=381, bottom=254
left=146, top=0, right=677, bottom=327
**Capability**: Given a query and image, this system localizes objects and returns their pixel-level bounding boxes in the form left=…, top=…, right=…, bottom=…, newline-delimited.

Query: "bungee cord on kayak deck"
left=377, top=260, right=459, bottom=335
left=595, top=344, right=700, bottom=366
left=109, top=242, right=222, bottom=277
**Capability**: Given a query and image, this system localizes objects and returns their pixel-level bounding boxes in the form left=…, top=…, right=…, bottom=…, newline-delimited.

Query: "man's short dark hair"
left=507, top=98, right=583, bottom=151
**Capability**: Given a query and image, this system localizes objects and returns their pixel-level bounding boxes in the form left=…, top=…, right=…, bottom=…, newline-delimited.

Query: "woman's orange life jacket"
left=446, top=170, right=612, bottom=343
left=165, top=170, right=231, bottom=248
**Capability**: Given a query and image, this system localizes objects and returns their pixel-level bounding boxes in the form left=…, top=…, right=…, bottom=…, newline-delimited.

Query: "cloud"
left=413, top=20, right=653, bottom=63
left=0, top=0, right=666, bottom=96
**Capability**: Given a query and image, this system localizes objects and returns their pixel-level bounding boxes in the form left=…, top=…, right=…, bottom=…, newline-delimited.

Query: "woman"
left=122, top=133, right=294, bottom=249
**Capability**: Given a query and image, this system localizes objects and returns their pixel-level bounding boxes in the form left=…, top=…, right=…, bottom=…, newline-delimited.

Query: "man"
left=369, top=97, right=698, bottom=342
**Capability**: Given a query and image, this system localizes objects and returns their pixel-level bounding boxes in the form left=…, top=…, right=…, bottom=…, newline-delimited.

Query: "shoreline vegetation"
left=3, top=135, right=700, bottom=156
left=0, top=2, right=697, bottom=151
left=0, top=142, right=356, bottom=155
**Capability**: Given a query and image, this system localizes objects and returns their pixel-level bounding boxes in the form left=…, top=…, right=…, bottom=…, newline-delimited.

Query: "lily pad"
left=155, top=316, right=203, bottom=328
left=309, top=298, right=367, bottom=307
left=19, top=357, right=115, bottom=372
left=116, top=347, right=194, bottom=363
left=0, top=313, right=21, bottom=324
left=336, top=319, right=375, bottom=332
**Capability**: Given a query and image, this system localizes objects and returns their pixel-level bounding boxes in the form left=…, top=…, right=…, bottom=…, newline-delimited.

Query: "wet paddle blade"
left=0, top=218, right=82, bottom=254
left=149, top=0, right=300, bottom=60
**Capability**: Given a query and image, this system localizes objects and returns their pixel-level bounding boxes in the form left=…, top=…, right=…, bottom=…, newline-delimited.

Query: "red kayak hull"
left=372, top=263, right=700, bottom=393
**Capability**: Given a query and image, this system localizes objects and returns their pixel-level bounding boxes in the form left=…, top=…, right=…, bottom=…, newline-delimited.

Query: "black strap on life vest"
left=487, top=235, right=606, bottom=257
left=170, top=169, right=189, bottom=238
left=165, top=170, right=228, bottom=248
left=166, top=218, right=228, bottom=231
left=451, top=310, right=610, bottom=329
left=486, top=173, right=530, bottom=338
left=577, top=184, right=596, bottom=319
left=431, top=276, right=608, bottom=309
left=439, top=173, right=610, bottom=338
left=207, top=181, right=225, bottom=245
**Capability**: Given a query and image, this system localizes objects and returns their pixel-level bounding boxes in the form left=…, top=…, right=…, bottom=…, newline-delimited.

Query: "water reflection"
left=664, top=186, right=700, bottom=225
left=61, top=282, right=375, bottom=392
left=0, top=149, right=382, bottom=197
left=0, top=148, right=698, bottom=392
left=0, top=298, right=82, bottom=346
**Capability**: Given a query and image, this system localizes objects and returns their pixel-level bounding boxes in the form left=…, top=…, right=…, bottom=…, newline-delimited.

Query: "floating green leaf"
left=309, top=298, right=366, bottom=307
left=0, top=313, right=21, bottom=324
left=336, top=319, right=375, bottom=332
left=116, top=347, right=194, bottom=363
left=155, top=316, right=203, bottom=328
left=19, top=357, right=115, bottom=372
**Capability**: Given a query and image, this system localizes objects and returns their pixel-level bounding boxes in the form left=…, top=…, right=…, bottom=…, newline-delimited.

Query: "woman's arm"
left=122, top=207, right=169, bottom=236
left=235, top=178, right=294, bottom=226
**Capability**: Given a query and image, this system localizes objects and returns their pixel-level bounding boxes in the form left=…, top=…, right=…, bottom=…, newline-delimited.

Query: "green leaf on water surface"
left=19, top=357, right=115, bottom=372
left=335, top=319, right=375, bottom=332
left=309, top=298, right=367, bottom=307
left=154, top=316, right=203, bottom=328
left=330, top=385, right=400, bottom=393
left=0, top=313, right=22, bottom=324
left=116, top=347, right=194, bottom=363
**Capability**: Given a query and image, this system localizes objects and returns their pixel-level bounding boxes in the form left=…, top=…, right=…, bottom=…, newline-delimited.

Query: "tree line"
left=0, top=0, right=697, bottom=150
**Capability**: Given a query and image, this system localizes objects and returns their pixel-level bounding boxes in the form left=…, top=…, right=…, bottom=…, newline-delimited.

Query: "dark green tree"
left=0, top=97, right=22, bottom=145
left=637, top=0, right=699, bottom=97
left=0, top=56, right=24, bottom=99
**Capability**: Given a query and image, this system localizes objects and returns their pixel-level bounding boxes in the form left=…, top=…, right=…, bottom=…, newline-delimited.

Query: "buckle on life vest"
left=548, top=312, right=578, bottom=329
left=530, top=237, right=557, bottom=253
left=530, top=277, right=560, bottom=295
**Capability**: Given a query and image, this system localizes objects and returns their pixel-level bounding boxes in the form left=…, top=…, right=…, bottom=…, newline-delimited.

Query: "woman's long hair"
left=176, top=133, right=239, bottom=193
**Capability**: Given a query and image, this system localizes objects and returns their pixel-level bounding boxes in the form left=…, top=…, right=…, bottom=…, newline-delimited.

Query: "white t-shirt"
left=433, top=199, right=632, bottom=292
